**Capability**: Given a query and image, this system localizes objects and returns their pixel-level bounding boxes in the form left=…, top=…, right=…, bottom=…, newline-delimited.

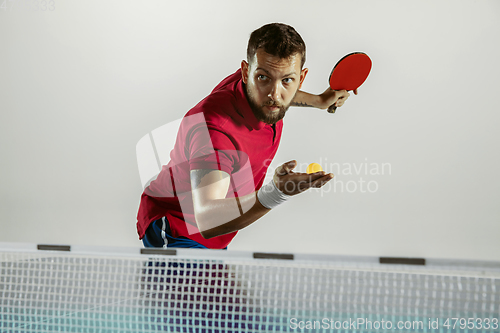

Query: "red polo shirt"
left=136, top=69, right=283, bottom=249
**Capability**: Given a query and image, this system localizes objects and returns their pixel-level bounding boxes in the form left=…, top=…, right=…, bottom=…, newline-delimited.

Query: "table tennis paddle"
left=328, top=52, right=372, bottom=113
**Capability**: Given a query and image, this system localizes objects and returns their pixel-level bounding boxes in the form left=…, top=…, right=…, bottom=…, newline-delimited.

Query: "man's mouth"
left=264, top=102, right=282, bottom=111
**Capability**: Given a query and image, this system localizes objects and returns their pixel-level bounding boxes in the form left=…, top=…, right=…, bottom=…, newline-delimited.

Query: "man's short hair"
left=247, top=23, right=306, bottom=69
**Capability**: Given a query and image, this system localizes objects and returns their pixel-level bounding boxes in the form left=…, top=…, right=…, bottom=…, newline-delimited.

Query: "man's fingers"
left=310, top=173, right=334, bottom=188
left=334, top=90, right=350, bottom=107
left=293, top=172, right=328, bottom=190
left=297, top=173, right=333, bottom=192
left=275, top=170, right=333, bottom=195
left=285, top=160, right=297, bottom=171
left=289, top=171, right=325, bottom=182
left=276, top=160, right=296, bottom=176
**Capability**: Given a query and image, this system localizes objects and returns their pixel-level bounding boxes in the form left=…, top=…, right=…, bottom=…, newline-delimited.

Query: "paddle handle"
left=327, top=105, right=337, bottom=113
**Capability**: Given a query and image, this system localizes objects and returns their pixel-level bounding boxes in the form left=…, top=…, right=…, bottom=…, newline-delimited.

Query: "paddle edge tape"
left=140, top=248, right=177, bottom=256
left=379, top=257, right=426, bottom=266
left=37, top=244, right=71, bottom=252
left=253, top=252, right=294, bottom=260
left=334, top=52, right=367, bottom=68
left=329, top=52, right=372, bottom=90
left=329, top=52, right=369, bottom=78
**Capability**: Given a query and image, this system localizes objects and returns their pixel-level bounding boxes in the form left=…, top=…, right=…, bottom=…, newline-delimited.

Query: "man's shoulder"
left=211, top=69, right=242, bottom=93
left=206, top=69, right=242, bottom=109
left=186, top=70, right=244, bottom=126
left=179, top=97, right=233, bottom=138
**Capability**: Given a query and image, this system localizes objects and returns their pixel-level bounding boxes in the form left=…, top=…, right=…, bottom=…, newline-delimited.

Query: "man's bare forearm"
left=290, top=90, right=321, bottom=108
left=196, top=192, right=271, bottom=239
left=190, top=169, right=272, bottom=239
left=291, top=89, right=350, bottom=110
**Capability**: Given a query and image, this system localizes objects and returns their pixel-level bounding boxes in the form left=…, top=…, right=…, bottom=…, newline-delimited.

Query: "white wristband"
left=257, top=179, right=291, bottom=209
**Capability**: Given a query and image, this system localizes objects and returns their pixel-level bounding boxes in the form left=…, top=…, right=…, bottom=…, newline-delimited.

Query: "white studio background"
left=1, top=0, right=499, bottom=261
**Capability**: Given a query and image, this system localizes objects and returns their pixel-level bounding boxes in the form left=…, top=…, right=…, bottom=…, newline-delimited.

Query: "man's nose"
left=268, top=82, right=281, bottom=102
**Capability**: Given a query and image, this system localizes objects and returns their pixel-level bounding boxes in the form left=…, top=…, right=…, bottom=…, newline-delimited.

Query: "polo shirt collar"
left=235, top=79, right=266, bottom=131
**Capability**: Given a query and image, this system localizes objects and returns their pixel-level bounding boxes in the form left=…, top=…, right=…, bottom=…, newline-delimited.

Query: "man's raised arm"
left=292, top=88, right=357, bottom=110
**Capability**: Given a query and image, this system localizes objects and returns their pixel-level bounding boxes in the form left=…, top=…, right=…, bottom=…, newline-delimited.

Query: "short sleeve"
left=188, top=127, right=239, bottom=175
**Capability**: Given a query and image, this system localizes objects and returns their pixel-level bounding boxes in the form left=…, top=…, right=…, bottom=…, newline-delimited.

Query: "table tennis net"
left=1, top=244, right=499, bottom=333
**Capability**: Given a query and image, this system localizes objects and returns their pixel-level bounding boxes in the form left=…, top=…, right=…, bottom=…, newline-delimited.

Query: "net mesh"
left=1, top=246, right=499, bottom=333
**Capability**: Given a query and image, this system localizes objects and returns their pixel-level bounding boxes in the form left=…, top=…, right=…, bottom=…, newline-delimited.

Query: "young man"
left=137, top=23, right=354, bottom=249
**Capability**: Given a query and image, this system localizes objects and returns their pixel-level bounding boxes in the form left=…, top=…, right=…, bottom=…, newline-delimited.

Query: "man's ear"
left=299, top=67, right=308, bottom=89
left=241, top=60, right=249, bottom=84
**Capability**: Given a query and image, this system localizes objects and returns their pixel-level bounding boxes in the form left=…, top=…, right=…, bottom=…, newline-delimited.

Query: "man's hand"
left=318, top=88, right=357, bottom=110
left=273, top=160, right=334, bottom=195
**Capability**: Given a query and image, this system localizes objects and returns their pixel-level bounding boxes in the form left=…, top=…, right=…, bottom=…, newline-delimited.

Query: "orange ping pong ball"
left=306, top=163, right=323, bottom=174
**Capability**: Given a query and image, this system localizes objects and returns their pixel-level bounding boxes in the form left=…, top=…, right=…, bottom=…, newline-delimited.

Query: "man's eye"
left=258, top=75, right=268, bottom=81
left=283, top=78, right=293, bottom=84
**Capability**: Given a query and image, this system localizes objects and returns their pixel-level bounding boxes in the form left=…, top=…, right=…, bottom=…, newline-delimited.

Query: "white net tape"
left=1, top=244, right=499, bottom=333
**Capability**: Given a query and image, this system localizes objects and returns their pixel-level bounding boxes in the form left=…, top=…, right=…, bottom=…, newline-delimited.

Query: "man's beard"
left=245, top=86, right=297, bottom=125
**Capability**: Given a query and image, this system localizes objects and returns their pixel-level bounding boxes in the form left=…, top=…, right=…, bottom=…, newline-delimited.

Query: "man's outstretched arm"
left=190, top=168, right=270, bottom=239
left=190, top=161, right=333, bottom=239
